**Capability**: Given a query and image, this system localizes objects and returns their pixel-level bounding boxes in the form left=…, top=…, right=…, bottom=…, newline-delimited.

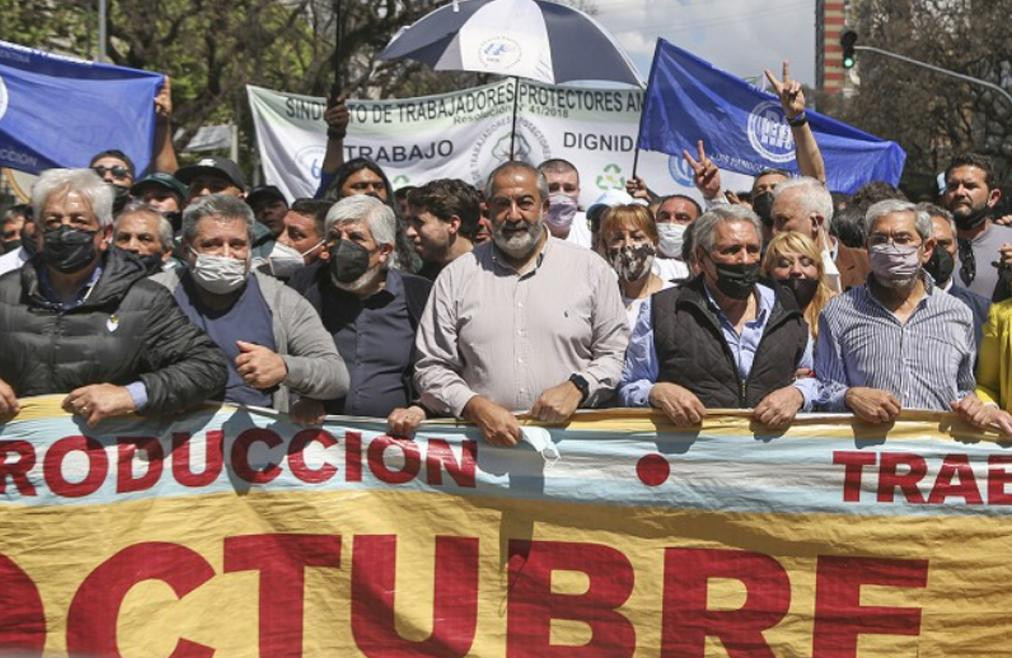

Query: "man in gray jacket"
left=151, top=194, right=348, bottom=419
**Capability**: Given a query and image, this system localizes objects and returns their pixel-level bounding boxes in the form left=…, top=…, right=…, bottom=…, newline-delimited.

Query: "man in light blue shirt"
left=618, top=206, right=819, bottom=429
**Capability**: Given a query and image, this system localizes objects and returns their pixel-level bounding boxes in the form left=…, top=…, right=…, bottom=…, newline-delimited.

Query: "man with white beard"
left=403, top=161, right=628, bottom=445
left=287, top=194, right=433, bottom=418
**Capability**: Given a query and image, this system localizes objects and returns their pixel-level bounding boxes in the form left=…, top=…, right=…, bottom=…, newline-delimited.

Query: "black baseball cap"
left=247, top=185, right=288, bottom=208
left=130, top=172, right=188, bottom=199
left=175, top=156, right=246, bottom=190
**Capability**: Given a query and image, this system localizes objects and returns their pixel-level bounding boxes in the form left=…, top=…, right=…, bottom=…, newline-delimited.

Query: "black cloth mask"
left=752, top=192, right=775, bottom=226
left=42, top=226, right=98, bottom=274
left=924, top=245, right=955, bottom=286
left=712, top=261, right=760, bottom=300
left=777, top=277, right=819, bottom=309
left=953, top=205, right=990, bottom=231
left=329, top=239, right=371, bottom=283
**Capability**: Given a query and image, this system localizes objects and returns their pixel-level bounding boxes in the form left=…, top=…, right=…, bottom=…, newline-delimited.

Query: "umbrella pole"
left=509, top=76, right=520, bottom=160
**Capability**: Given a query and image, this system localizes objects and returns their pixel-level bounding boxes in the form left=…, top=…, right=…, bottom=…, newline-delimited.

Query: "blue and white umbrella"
left=379, top=0, right=642, bottom=87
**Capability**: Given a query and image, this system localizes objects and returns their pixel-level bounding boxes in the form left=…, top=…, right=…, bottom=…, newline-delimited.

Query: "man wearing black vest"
left=618, top=205, right=819, bottom=428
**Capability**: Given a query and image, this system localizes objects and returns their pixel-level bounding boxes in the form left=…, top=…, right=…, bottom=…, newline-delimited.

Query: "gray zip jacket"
left=151, top=268, right=349, bottom=411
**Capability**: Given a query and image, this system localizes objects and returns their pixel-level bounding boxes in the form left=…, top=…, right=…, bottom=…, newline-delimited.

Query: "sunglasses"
left=92, top=165, right=131, bottom=180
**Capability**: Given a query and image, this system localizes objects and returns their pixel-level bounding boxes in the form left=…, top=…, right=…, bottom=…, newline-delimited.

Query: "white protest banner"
left=247, top=80, right=753, bottom=209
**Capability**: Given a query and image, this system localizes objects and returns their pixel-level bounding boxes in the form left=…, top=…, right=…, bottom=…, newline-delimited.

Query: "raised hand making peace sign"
left=764, top=60, right=805, bottom=120
left=682, top=139, right=721, bottom=200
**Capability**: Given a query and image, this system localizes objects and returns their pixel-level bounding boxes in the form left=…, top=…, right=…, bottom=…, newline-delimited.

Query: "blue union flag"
left=637, top=38, right=906, bottom=194
left=0, top=40, right=163, bottom=175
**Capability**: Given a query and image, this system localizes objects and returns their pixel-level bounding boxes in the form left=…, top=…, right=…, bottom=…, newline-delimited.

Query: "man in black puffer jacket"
left=617, top=206, right=821, bottom=429
left=0, top=168, right=228, bottom=425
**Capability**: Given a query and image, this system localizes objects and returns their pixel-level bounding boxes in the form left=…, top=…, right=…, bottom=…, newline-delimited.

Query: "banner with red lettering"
left=1, top=396, right=1011, bottom=655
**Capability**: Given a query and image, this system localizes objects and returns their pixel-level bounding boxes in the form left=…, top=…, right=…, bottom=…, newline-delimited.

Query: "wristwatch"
left=569, top=374, right=590, bottom=406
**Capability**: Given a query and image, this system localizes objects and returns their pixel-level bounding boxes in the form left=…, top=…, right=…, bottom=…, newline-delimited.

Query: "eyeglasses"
left=867, top=235, right=922, bottom=248
left=92, top=165, right=131, bottom=180
left=957, top=237, right=975, bottom=286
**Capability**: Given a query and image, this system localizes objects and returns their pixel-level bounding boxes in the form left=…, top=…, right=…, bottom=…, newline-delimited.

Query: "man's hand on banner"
left=155, top=76, right=172, bottom=120
left=62, top=384, right=136, bottom=427
left=845, top=387, right=901, bottom=424
left=387, top=405, right=427, bottom=438
left=235, top=341, right=288, bottom=390
left=951, top=394, right=1012, bottom=436
left=325, top=93, right=350, bottom=140
left=463, top=395, right=522, bottom=447
left=0, top=377, right=19, bottom=416
left=764, top=60, right=805, bottom=120
left=530, top=380, right=582, bottom=424
left=289, top=398, right=326, bottom=426
left=682, top=140, right=721, bottom=200
left=753, top=385, right=804, bottom=429
left=649, top=382, right=706, bottom=426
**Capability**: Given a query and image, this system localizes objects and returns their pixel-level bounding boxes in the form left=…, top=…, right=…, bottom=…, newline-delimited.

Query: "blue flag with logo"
left=0, top=40, right=163, bottom=175
left=638, top=39, right=905, bottom=194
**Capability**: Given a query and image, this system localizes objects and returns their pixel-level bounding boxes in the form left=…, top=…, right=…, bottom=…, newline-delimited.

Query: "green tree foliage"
left=822, top=0, right=1012, bottom=194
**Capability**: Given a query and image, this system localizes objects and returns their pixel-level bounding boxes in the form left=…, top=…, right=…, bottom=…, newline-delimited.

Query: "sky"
left=591, top=0, right=817, bottom=88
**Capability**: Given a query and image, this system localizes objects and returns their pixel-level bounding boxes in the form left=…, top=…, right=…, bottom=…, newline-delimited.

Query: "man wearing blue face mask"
left=287, top=194, right=432, bottom=418
left=151, top=194, right=348, bottom=421
left=816, top=200, right=991, bottom=425
left=537, top=159, right=593, bottom=249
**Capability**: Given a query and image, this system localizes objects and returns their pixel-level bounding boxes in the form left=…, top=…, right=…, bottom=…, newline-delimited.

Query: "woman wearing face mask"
left=761, top=231, right=836, bottom=339
left=600, top=205, right=674, bottom=329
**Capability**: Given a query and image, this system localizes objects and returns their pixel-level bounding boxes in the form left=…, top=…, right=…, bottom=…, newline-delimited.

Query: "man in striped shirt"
left=815, top=200, right=989, bottom=423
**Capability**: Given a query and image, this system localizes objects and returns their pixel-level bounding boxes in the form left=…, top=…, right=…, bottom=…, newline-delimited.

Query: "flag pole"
left=509, top=76, right=520, bottom=159
left=631, top=104, right=644, bottom=180
left=331, top=0, right=344, bottom=98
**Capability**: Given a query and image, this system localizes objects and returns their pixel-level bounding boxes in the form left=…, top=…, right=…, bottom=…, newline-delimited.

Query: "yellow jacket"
left=976, top=298, right=1012, bottom=409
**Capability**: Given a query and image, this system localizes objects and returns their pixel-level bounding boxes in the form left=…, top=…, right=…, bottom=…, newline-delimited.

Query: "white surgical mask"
left=266, top=240, right=321, bottom=279
left=189, top=249, right=248, bottom=294
left=656, top=222, right=686, bottom=259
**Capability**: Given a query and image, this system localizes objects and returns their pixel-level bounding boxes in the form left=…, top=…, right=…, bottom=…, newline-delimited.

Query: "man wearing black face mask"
left=288, top=194, right=432, bottom=418
left=0, top=168, right=229, bottom=423
left=943, top=154, right=1009, bottom=299
left=920, top=202, right=989, bottom=351
left=618, top=206, right=818, bottom=429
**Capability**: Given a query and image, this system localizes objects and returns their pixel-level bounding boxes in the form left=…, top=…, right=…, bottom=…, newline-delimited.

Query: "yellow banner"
left=1, top=396, right=1010, bottom=656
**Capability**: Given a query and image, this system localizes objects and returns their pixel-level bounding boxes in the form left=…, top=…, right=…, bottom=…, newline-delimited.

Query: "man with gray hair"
left=0, top=168, right=228, bottom=423
left=618, top=205, right=819, bottom=428
left=771, top=176, right=870, bottom=291
left=919, top=202, right=990, bottom=350
left=815, top=200, right=1005, bottom=430
left=113, top=200, right=177, bottom=273
left=151, top=193, right=348, bottom=419
left=288, top=194, right=432, bottom=418
left=404, top=160, right=628, bottom=444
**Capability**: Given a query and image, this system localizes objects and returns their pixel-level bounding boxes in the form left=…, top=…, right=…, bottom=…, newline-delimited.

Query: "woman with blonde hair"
left=599, top=204, right=675, bottom=329
left=761, top=230, right=836, bottom=338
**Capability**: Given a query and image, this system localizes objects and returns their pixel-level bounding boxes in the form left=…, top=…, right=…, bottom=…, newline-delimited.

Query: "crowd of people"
left=3, top=69, right=1012, bottom=446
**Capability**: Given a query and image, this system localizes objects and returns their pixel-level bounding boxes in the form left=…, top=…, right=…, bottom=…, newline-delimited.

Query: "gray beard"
left=492, top=218, right=543, bottom=260
left=331, top=263, right=384, bottom=293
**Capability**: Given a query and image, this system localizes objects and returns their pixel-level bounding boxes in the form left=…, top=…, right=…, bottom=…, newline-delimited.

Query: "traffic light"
left=841, top=30, right=858, bottom=69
